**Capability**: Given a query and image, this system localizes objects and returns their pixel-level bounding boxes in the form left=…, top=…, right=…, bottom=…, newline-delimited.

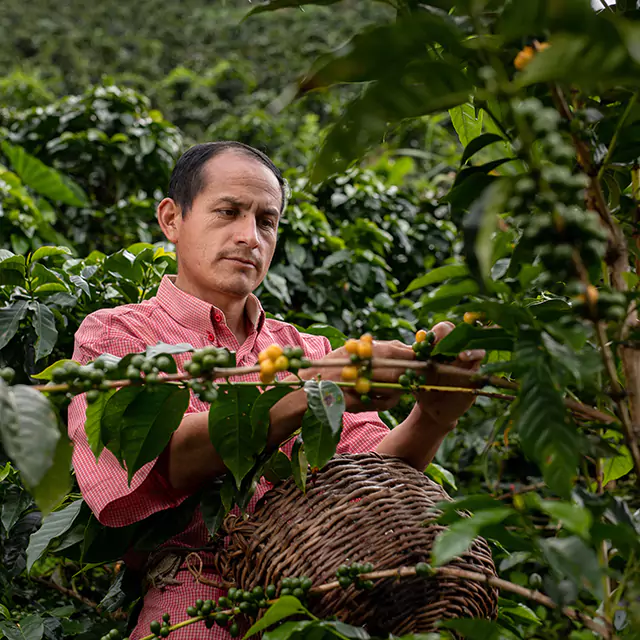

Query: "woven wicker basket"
left=217, top=453, right=498, bottom=635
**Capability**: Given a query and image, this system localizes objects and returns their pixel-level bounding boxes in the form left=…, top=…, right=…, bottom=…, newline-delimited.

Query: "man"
left=68, top=141, right=483, bottom=639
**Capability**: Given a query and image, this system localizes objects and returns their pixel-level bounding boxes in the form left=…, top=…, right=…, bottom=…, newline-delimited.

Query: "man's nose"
left=234, top=213, right=259, bottom=249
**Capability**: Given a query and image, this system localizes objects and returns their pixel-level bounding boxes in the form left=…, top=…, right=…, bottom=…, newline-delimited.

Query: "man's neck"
left=173, top=274, right=249, bottom=344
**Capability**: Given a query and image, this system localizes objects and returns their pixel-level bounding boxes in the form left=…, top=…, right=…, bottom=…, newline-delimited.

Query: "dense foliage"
left=1, top=1, right=640, bottom=640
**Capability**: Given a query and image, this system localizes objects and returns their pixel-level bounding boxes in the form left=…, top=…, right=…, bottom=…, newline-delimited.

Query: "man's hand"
left=415, top=321, right=485, bottom=430
left=299, top=339, right=414, bottom=413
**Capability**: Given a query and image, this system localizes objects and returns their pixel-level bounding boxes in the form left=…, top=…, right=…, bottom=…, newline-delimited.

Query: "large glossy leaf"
left=200, top=487, right=226, bottom=536
left=0, top=300, right=28, bottom=350
left=26, top=499, right=83, bottom=572
left=102, top=385, right=189, bottom=483
left=0, top=255, right=26, bottom=287
left=85, top=388, right=116, bottom=459
left=250, top=386, right=295, bottom=452
left=0, top=385, right=59, bottom=489
left=312, top=61, right=472, bottom=181
left=512, top=340, right=579, bottom=498
left=243, top=596, right=310, bottom=639
left=442, top=618, right=518, bottom=640
left=432, top=507, right=513, bottom=566
left=405, top=264, right=469, bottom=293
left=31, top=302, right=58, bottom=361
left=302, top=380, right=345, bottom=468
left=30, top=246, right=72, bottom=263
left=208, top=385, right=262, bottom=487
left=100, top=386, right=145, bottom=457
left=297, top=13, right=465, bottom=94
left=30, top=433, right=73, bottom=515
left=449, top=103, right=483, bottom=148
left=1, top=486, right=31, bottom=533
left=461, top=133, right=505, bottom=165
left=1, top=141, right=88, bottom=207
left=432, top=323, right=514, bottom=355
left=245, top=0, right=383, bottom=17
left=291, top=437, right=308, bottom=492
left=0, top=615, right=45, bottom=640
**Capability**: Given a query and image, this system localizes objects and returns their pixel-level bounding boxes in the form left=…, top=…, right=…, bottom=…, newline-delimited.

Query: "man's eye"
left=218, top=209, right=237, bottom=216
left=261, top=218, right=276, bottom=229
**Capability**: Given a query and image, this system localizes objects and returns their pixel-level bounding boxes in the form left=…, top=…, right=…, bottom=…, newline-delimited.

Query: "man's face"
left=169, top=151, right=282, bottom=300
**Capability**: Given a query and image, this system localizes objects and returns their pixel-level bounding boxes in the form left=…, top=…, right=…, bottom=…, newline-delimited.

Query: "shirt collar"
left=156, top=275, right=266, bottom=335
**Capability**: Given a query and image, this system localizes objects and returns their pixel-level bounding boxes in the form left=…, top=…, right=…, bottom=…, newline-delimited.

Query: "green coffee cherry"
left=150, top=621, right=161, bottom=634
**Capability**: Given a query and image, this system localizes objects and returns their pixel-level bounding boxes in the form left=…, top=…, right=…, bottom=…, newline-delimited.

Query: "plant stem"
left=597, top=92, right=638, bottom=181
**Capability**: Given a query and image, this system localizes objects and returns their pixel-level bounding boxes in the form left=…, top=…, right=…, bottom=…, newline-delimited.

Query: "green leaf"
left=0, top=615, right=45, bottom=640
left=263, top=621, right=315, bottom=640
left=312, top=61, right=472, bottom=181
left=243, top=596, right=310, bottom=639
left=1, top=141, right=88, bottom=207
left=0, top=384, right=59, bottom=489
left=461, top=133, right=505, bottom=165
left=263, top=450, right=293, bottom=484
left=405, top=264, right=469, bottom=293
left=100, top=386, right=145, bottom=459
left=0, top=300, right=28, bottom=350
left=26, top=499, right=83, bottom=572
left=512, top=340, right=579, bottom=498
left=250, top=386, right=295, bottom=453
left=30, top=433, right=73, bottom=516
left=0, top=255, right=26, bottom=286
left=291, top=438, right=308, bottom=493
left=499, top=601, right=540, bottom=626
left=200, top=487, right=227, bottom=536
left=300, top=324, right=347, bottom=349
left=425, top=462, right=457, bottom=490
left=31, top=302, right=58, bottom=361
left=464, top=180, right=512, bottom=284
left=419, top=279, right=479, bottom=313
left=245, top=0, right=343, bottom=17
left=602, top=446, right=633, bottom=486
left=31, top=359, right=77, bottom=381
left=30, top=246, right=72, bottom=263
left=85, top=389, right=117, bottom=459
left=102, top=385, right=189, bottom=483
left=538, top=500, right=592, bottom=538
left=302, top=380, right=345, bottom=469
left=145, top=342, right=194, bottom=361
left=1, top=486, right=31, bottom=533
left=208, top=385, right=262, bottom=487
left=318, top=621, right=370, bottom=640
left=450, top=103, right=483, bottom=148
left=432, top=507, right=513, bottom=566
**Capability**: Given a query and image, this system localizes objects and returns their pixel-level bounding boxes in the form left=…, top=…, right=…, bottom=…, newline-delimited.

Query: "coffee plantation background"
left=1, top=1, right=640, bottom=639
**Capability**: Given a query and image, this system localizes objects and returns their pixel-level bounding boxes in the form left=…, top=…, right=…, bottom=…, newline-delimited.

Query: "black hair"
left=167, top=141, right=289, bottom=215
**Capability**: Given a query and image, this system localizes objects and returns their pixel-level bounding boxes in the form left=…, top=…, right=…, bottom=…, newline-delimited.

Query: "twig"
left=32, top=576, right=127, bottom=620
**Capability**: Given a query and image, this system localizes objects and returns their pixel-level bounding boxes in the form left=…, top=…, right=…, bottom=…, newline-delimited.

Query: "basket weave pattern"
left=217, top=453, right=498, bottom=635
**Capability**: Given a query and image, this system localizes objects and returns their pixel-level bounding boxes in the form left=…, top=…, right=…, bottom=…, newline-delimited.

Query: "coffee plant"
left=2, top=1, right=640, bottom=639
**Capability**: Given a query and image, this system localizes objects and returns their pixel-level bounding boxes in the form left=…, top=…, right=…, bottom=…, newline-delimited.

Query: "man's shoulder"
left=76, top=298, right=159, bottom=344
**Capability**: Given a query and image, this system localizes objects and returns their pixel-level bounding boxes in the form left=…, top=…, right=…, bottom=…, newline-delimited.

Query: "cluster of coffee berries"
left=99, top=629, right=122, bottom=640
left=123, top=354, right=176, bottom=384
left=258, top=345, right=307, bottom=384
left=0, top=367, right=14, bottom=384
left=336, top=562, right=375, bottom=590
left=50, top=360, right=118, bottom=403
left=397, top=330, right=434, bottom=389
left=279, top=575, right=313, bottom=600
left=184, top=347, right=233, bottom=377
left=570, top=284, right=628, bottom=322
left=341, top=334, right=374, bottom=399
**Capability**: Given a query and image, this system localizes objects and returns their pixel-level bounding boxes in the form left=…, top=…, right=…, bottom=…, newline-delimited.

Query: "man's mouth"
left=224, top=257, right=257, bottom=269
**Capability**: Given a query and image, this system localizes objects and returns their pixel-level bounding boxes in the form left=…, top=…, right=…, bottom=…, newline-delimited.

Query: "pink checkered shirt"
left=68, top=275, right=389, bottom=639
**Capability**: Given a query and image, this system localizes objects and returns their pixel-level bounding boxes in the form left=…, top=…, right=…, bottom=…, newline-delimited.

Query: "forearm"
left=375, top=403, right=455, bottom=471
left=168, top=386, right=309, bottom=490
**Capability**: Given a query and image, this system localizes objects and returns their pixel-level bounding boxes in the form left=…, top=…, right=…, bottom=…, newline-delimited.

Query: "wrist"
left=412, top=403, right=458, bottom=433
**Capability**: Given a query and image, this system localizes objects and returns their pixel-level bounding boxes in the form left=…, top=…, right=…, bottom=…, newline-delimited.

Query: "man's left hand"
left=414, top=321, right=485, bottom=430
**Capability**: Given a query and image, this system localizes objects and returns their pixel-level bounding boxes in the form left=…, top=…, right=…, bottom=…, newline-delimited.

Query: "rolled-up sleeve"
left=68, top=313, right=189, bottom=527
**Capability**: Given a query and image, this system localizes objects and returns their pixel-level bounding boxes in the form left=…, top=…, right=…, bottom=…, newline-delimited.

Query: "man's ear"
left=157, top=198, right=182, bottom=244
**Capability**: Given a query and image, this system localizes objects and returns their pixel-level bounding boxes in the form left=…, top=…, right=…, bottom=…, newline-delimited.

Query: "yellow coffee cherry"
left=260, top=359, right=276, bottom=378
left=463, top=311, right=482, bottom=325
left=260, top=371, right=275, bottom=384
left=355, top=378, right=371, bottom=394
left=585, top=285, right=599, bottom=306
left=258, top=350, right=270, bottom=363
left=345, top=339, right=359, bottom=355
left=357, top=341, right=373, bottom=359
left=265, top=344, right=283, bottom=361
left=274, top=355, right=289, bottom=372
left=514, top=46, right=535, bottom=70
left=341, top=365, right=359, bottom=381
left=415, top=329, right=428, bottom=343
left=360, top=333, right=373, bottom=343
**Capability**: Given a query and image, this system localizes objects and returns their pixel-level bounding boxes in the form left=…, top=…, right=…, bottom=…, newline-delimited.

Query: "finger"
left=431, top=321, right=455, bottom=344
left=458, top=349, right=485, bottom=363
left=372, top=340, right=415, bottom=361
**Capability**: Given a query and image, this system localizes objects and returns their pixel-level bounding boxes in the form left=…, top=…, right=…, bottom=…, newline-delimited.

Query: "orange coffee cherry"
left=355, top=378, right=372, bottom=394
left=357, top=341, right=373, bottom=359
left=360, top=333, right=373, bottom=343
left=345, top=339, right=359, bottom=355
left=274, top=355, right=289, bottom=372
left=415, top=329, right=428, bottom=343
left=514, top=46, right=535, bottom=70
left=341, top=365, right=359, bottom=381
left=265, top=344, right=283, bottom=361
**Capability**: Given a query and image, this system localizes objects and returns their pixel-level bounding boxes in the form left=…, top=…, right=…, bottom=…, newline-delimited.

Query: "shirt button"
left=207, top=332, right=215, bottom=342
left=214, top=313, right=223, bottom=323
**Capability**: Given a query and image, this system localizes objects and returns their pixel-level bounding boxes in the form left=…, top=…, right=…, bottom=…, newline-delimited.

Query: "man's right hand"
left=297, top=339, right=415, bottom=413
